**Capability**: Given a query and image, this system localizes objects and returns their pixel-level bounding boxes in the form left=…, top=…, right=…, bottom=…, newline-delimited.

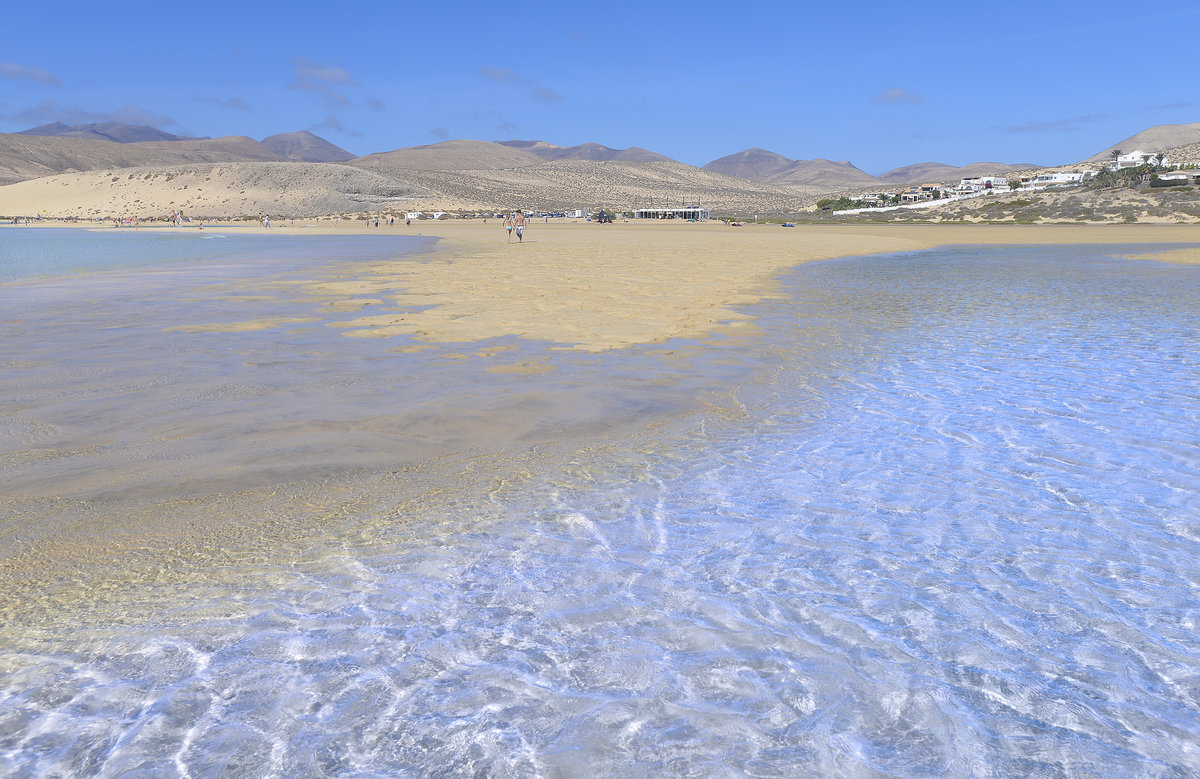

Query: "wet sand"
left=3, top=221, right=1200, bottom=618
left=123, top=220, right=1200, bottom=350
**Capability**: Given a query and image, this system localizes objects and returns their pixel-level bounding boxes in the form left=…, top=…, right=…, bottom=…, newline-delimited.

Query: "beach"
left=4, top=219, right=1199, bottom=601
left=3, top=222, right=1200, bottom=773
left=82, top=219, right=1200, bottom=350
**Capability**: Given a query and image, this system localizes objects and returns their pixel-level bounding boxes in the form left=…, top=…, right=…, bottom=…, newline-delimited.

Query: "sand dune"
left=354, top=158, right=825, bottom=213
left=0, top=133, right=249, bottom=185
left=0, top=162, right=428, bottom=218
left=1, top=154, right=830, bottom=218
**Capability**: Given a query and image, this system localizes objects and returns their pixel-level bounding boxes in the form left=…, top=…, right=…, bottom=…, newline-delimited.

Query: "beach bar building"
left=633, top=204, right=709, bottom=221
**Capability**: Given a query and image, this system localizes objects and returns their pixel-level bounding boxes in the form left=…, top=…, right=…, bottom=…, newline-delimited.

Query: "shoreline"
left=4, top=222, right=1200, bottom=618
left=7, top=221, right=1200, bottom=350
left=234, top=221, right=1200, bottom=350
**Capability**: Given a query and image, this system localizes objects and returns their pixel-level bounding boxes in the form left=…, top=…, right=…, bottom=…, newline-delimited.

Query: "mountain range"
left=701, top=147, right=1041, bottom=187
left=15, top=124, right=354, bottom=163
left=4, top=121, right=1200, bottom=217
left=12, top=122, right=1042, bottom=186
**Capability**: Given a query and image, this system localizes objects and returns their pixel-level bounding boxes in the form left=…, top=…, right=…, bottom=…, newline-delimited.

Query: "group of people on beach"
left=503, top=211, right=526, bottom=243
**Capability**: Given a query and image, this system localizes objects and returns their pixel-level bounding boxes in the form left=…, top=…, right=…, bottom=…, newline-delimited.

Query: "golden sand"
left=166, top=220, right=1200, bottom=351
left=1120, top=247, right=1200, bottom=264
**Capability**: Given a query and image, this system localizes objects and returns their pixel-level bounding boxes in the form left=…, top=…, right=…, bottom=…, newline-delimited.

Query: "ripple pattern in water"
left=2, top=245, right=1200, bottom=775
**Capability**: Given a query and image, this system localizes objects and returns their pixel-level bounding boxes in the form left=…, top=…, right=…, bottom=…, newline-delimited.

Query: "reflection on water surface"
left=2, top=241, right=1199, bottom=775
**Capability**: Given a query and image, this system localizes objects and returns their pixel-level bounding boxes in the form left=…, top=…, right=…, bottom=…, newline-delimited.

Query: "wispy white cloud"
left=479, top=65, right=564, bottom=105
left=311, top=113, right=360, bottom=137
left=2, top=100, right=176, bottom=128
left=202, top=96, right=251, bottom=112
left=871, top=87, right=923, bottom=105
left=1002, top=115, right=1106, bottom=133
left=479, top=66, right=519, bottom=84
left=290, top=57, right=356, bottom=110
left=1, top=62, right=61, bottom=86
left=293, top=57, right=355, bottom=86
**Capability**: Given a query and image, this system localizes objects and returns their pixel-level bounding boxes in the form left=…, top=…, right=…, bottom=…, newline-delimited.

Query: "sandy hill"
left=704, top=148, right=881, bottom=188
left=497, top=140, right=673, bottom=162
left=1, top=150, right=842, bottom=218
left=0, top=161, right=428, bottom=219
left=879, top=161, right=1040, bottom=184
left=19, top=122, right=200, bottom=143
left=1162, top=140, right=1200, bottom=164
left=0, top=133, right=253, bottom=185
left=703, top=148, right=796, bottom=180
left=367, top=158, right=826, bottom=214
left=131, top=135, right=284, bottom=161
left=261, top=131, right=354, bottom=162
left=769, top=159, right=881, bottom=188
left=1086, top=122, right=1200, bottom=162
left=353, top=139, right=544, bottom=171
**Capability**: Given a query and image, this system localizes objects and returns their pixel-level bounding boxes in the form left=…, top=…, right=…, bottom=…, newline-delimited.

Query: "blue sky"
left=2, top=0, right=1198, bottom=174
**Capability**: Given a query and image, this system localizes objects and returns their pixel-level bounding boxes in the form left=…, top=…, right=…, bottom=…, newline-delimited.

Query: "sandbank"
left=160, top=221, right=1200, bottom=351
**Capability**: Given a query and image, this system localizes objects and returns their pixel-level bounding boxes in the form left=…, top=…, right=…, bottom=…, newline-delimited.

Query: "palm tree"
left=1154, top=152, right=1166, bottom=169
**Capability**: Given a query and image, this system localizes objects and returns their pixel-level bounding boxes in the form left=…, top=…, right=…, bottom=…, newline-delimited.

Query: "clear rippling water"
left=2, top=242, right=1199, bottom=776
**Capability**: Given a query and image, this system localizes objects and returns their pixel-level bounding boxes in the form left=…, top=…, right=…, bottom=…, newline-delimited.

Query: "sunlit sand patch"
left=165, top=317, right=321, bottom=333
left=485, top=361, right=555, bottom=375
left=1121, top=247, right=1200, bottom=264
left=321, top=298, right=386, bottom=312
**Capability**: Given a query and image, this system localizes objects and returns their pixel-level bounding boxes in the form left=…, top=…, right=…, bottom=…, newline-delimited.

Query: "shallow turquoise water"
left=0, top=226, right=430, bottom=282
left=2, top=240, right=1199, bottom=775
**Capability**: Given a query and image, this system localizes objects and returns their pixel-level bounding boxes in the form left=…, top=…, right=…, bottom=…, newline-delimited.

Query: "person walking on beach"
left=514, top=211, right=526, bottom=243
left=504, top=212, right=515, bottom=243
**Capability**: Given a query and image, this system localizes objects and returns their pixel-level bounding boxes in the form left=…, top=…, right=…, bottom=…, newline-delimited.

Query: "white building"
left=1109, top=150, right=1169, bottom=170
left=959, top=176, right=1011, bottom=190
left=1031, top=172, right=1086, bottom=186
left=633, top=205, right=709, bottom=220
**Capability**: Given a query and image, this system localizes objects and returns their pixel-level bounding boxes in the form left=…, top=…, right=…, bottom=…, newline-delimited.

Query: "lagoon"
left=2, top=237, right=1199, bottom=775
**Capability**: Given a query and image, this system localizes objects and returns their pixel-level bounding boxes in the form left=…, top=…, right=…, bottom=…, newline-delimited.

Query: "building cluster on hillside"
left=833, top=147, right=1200, bottom=213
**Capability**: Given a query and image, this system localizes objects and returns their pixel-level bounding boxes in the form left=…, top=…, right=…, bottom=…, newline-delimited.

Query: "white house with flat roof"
left=1110, top=150, right=1169, bottom=170
left=633, top=205, right=709, bottom=220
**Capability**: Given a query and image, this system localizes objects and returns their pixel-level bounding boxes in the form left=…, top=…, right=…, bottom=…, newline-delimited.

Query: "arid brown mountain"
left=497, top=140, right=674, bottom=163
left=704, top=148, right=881, bottom=188
left=1085, top=122, right=1200, bottom=162
left=131, top=135, right=284, bottom=161
left=19, top=122, right=201, bottom=143
left=878, top=161, right=1040, bottom=184
left=261, top=131, right=355, bottom=162
left=0, top=133, right=266, bottom=185
left=702, top=148, right=796, bottom=181
left=349, top=158, right=826, bottom=214
left=769, top=159, right=881, bottom=188
left=353, top=139, right=544, bottom=171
